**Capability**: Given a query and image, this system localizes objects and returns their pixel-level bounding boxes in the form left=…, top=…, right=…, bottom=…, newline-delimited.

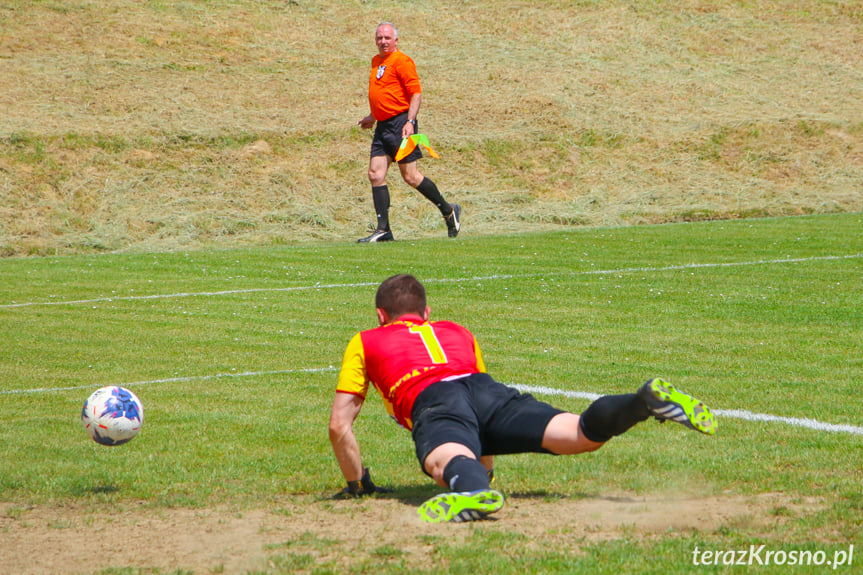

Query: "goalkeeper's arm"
left=329, top=392, right=393, bottom=496
left=329, top=392, right=365, bottom=484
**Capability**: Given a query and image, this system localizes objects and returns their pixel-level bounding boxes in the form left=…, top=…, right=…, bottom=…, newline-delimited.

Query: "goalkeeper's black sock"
left=578, top=393, right=651, bottom=443
left=372, top=185, right=390, bottom=231
left=443, top=455, right=491, bottom=492
left=415, top=177, right=451, bottom=216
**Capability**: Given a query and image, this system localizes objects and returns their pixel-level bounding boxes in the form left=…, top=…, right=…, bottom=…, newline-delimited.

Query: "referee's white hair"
left=377, top=21, right=398, bottom=38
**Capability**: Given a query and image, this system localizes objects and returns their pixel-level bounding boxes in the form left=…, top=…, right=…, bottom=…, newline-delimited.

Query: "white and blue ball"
left=81, top=386, right=144, bottom=446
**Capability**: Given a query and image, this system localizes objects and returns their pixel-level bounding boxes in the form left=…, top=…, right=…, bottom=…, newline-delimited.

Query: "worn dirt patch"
left=0, top=492, right=819, bottom=574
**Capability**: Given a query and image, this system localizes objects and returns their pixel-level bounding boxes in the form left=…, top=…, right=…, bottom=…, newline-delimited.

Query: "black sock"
left=578, top=393, right=650, bottom=443
left=443, top=455, right=490, bottom=492
left=415, top=177, right=450, bottom=216
left=371, top=185, right=390, bottom=231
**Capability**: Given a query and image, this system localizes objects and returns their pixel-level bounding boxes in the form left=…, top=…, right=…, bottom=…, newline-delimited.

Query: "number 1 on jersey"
left=409, top=324, right=448, bottom=364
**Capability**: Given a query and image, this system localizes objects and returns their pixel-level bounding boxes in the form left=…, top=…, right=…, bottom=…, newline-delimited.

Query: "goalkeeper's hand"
left=336, top=468, right=393, bottom=498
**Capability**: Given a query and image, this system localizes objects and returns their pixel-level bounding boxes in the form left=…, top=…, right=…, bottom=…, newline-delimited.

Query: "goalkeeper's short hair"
left=376, top=274, right=426, bottom=317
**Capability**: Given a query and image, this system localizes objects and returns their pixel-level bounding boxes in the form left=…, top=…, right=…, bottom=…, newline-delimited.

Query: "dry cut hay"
left=1, top=1, right=861, bottom=255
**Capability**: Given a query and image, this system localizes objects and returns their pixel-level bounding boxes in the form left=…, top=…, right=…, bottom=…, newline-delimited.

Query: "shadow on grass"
left=66, top=483, right=122, bottom=496
left=89, top=484, right=121, bottom=494
left=318, top=483, right=641, bottom=507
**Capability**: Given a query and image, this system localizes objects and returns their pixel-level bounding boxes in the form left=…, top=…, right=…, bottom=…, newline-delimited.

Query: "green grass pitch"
left=1, top=213, right=861, bottom=574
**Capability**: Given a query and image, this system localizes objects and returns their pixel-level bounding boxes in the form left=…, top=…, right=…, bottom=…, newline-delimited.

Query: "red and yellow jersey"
left=368, top=50, right=422, bottom=122
left=336, top=314, right=486, bottom=429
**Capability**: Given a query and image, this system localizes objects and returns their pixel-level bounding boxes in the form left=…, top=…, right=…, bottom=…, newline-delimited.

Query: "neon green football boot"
left=638, top=378, right=717, bottom=435
left=417, top=489, right=505, bottom=523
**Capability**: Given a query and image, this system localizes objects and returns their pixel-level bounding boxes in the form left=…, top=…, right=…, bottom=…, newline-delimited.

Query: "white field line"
left=0, top=367, right=338, bottom=395
left=511, top=383, right=863, bottom=437
left=1, top=253, right=859, bottom=309
left=4, top=370, right=861, bottom=436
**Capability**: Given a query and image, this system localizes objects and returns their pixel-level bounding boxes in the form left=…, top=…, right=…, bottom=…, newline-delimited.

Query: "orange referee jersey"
left=368, top=50, right=422, bottom=122
left=337, top=314, right=486, bottom=429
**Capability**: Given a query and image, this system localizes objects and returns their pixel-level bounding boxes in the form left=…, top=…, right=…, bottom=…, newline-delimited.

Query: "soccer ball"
left=81, top=386, right=144, bottom=446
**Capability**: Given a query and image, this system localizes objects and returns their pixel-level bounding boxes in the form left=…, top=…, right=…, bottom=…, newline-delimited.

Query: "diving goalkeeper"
left=328, top=274, right=717, bottom=522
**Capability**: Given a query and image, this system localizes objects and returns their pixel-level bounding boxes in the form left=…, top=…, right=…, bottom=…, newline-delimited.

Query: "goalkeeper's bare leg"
left=545, top=379, right=716, bottom=451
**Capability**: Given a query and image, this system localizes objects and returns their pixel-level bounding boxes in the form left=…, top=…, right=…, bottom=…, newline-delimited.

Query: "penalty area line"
left=0, top=367, right=339, bottom=396
left=4, top=370, right=860, bottom=437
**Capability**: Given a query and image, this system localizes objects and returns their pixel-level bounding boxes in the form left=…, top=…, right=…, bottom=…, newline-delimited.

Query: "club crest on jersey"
left=376, top=65, right=387, bottom=79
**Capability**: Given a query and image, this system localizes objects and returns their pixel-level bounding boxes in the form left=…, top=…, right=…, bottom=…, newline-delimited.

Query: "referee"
left=355, top=22, right=461, bottom=243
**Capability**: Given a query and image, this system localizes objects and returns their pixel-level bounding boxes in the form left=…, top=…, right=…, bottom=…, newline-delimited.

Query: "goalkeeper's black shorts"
left=411, top=373, right=564, bottom=474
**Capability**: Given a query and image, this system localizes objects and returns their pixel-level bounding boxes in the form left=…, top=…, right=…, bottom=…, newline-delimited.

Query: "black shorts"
left=410, top=373, right=565, bottom=471
left=371, top=112, right=422, bottom=164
